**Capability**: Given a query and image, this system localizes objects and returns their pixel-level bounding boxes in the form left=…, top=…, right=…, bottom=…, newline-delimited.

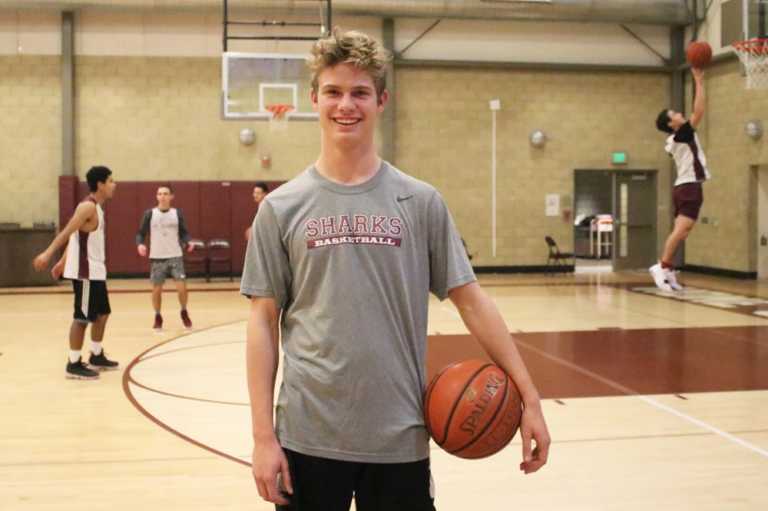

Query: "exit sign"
left=612, top=152, right=628, bottom=165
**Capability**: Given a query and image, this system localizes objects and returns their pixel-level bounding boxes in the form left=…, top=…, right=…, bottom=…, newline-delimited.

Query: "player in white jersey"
left=136, top=184, right=194, bottom=330
left=651, top=67, right=710, bottom=292
left=33, top=166, right=119, bottom=380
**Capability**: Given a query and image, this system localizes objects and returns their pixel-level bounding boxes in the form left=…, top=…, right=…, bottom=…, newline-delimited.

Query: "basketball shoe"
left=649, top=263, right=673, bottom=292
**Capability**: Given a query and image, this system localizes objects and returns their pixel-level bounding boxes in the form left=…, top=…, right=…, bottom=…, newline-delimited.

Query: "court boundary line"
left=124, top=308, right=768, bottom=471
left=518, top=338, right=768, bottom=459
left=122, top=320, right=251, bottom=468
left=440, top=304, right=768, bottom=459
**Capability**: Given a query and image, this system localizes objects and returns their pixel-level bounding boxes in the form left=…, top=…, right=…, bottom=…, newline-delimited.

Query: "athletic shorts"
left=72, top=279, right=111, bottom=323
left=150, top=257, right=186, bottom=285
left=276, top=449, right=435, bottom=511
left=673, top=182, right=704, bottom=221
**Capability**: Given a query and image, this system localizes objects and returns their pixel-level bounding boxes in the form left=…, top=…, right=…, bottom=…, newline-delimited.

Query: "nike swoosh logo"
left=396, top=194, right=414, bottom=202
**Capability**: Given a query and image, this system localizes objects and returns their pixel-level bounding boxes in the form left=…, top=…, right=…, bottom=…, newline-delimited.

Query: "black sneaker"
left=181, top=309, right=192, bottom=329
left=153, top=313, right=163, bottom=330
left=66, top=358, right=99, bottom=380
left=88, top=351, right=119, bottom=371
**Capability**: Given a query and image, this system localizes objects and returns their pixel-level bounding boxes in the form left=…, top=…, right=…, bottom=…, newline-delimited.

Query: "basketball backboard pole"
left=222, top=0, right=332, bottom=51
left=223, top=0, right=228, bottom=52
left=744, top=0, right=750, bottom=41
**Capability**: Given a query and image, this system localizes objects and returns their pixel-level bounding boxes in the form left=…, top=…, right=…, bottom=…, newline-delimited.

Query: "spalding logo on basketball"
left=424, top=359, right=523, bottom=459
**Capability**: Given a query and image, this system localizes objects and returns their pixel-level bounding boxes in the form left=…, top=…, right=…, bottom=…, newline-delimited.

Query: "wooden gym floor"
left=1, top=271, right=767, bottom=510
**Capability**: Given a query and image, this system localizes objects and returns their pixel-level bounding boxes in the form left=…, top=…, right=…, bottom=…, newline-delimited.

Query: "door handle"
left=761, top=234, right=768, bottom=247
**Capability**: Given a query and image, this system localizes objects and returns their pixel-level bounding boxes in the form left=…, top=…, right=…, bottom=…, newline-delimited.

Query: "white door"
left=758, top=166, right=768, bottom=279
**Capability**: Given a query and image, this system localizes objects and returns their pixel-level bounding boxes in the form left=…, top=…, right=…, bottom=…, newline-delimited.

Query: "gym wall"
left=685, top=59, right=768, bottom=273
left=60, top=177, right=282, bottom=275
left=396, top=67, right=671, bottom=267
left=3, top=8, right=759, bottom=272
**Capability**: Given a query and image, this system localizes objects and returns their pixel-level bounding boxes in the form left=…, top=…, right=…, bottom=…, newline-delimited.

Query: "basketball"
left=424, top=359, right=523, bottom=459
left=686, top=41, right=712, bottom=68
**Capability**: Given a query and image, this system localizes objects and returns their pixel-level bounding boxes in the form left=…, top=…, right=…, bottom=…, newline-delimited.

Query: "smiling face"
left=311, top=63, right=388, bottom=149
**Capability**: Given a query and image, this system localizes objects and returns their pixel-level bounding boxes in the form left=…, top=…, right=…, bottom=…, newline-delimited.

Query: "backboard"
left=722, top=0, right=768, bottom=45
left=222, top=52, right=318, bottom=121
left=745, top=0, right=768, bottom=39
left=731, top=0, right=768, bottom=88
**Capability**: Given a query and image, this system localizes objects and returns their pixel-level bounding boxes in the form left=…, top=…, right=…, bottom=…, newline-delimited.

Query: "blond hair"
left=308, top=29, right=392, bottom=98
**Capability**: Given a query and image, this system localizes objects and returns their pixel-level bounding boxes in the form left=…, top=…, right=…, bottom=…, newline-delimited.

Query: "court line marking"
left=440, top=303, right=768, bottom=459
left=122, top=319, right=251, bottom=468
left=0, top=455, right=219, bottom=469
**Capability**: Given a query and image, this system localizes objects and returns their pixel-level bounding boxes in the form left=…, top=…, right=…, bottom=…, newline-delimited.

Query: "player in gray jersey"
left=135, top=184, right=194, bottom=330
left=241, top=30, right=550, bottom=511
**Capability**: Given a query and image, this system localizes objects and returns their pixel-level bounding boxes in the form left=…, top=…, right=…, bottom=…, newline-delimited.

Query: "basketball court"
left=1, top=0, right=768, bottom=509
left=2, top=273, right=767, bottom=509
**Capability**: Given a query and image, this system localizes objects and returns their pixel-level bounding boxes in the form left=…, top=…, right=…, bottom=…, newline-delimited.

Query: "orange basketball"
left=424, top=359, right=523, bottom=459
left=686, top=41, right=712, bottom=68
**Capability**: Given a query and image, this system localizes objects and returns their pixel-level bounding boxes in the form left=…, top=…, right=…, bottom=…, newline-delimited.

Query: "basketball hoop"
left=265, top=103, right=294, bottom=132
left=733, top=38, right=768, bottom=89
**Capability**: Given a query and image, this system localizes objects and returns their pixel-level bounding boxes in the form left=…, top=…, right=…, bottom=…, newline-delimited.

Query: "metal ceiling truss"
left=222, top=0, right=332, bottom=51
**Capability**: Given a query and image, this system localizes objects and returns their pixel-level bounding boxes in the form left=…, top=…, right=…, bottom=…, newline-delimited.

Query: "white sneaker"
left=664, top=269, right=684, bottom=291
left=649, top=263, right=673, bottom=292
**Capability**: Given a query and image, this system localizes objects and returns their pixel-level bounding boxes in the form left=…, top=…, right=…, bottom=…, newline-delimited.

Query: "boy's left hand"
left=519, top=401, right=551, bottom=474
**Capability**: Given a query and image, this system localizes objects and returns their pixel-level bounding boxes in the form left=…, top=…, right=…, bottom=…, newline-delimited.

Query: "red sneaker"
left=153, top=313, right=163, bottom=330
left=181, top=310, right=192, bottom=329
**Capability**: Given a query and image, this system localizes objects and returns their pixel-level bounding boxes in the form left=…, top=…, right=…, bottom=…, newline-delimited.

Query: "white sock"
left=69, top=350, right=81, bottom=363
left=91, top=342, right=103, bottom=356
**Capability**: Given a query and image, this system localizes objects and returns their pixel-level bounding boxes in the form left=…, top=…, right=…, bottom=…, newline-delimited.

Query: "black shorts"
left=277, top=449, right=436, bottom=511
left=673, top=182, right=704, bottom=221
left=72, top=279, right=111, bottom=322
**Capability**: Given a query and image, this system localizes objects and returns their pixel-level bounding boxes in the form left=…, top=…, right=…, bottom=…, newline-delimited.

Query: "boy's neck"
left=315, top=145, right=381, bottom=186
left=89, top=192, right=106, bottom=205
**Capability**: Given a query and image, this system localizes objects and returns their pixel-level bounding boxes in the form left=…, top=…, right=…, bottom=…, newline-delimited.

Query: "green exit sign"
left=612, top=152, right=628, bottom=165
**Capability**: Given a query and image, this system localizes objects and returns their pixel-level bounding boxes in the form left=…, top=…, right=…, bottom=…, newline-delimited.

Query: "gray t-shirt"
left=241, top=161, right=475, bottom=463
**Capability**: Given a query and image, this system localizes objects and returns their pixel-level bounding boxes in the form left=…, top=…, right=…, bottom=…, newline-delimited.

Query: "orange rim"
left=733, top=38, right=768, bottom=56
left=265, top=104, right=295, bottom=119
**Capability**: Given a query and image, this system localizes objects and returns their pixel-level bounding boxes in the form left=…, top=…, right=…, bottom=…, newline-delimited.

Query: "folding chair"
left=183, top=239, right=208, bottom=279
left=207, top=239, right=233, bottom=282
left=545, top=235, right=574, bottom=272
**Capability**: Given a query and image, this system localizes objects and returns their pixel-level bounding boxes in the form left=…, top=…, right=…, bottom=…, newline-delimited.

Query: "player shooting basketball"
left=651, top=64, right=711, bottom=292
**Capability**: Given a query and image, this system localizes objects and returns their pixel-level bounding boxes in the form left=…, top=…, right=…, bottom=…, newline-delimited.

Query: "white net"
left=734, top=39, right=768, bottom=89
left=266, top=104, right=294, bottom=132
left=268, top=115, right=289, bottom=133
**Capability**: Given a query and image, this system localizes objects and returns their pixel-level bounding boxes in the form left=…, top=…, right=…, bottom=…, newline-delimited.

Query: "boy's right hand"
left=252, top=436, right=293, bottom=505
left=137, top=244, right=148, bottom=257
left=32, top=252, right=50, bottom=272
left=691, top=67, right=704, bottom=81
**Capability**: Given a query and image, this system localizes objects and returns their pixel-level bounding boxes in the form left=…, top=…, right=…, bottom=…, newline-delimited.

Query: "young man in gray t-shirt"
left=242, top=30, right=550, bottom=511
